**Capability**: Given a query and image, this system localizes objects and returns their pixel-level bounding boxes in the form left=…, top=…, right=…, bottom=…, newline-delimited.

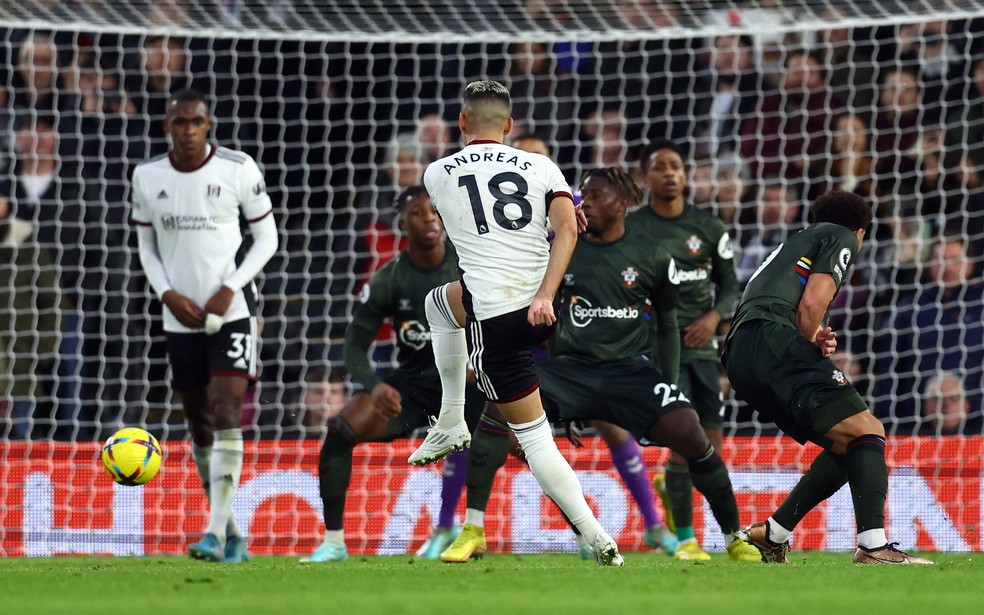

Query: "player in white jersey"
left=409, top=80, right=623, bottom=565
left=131, top=89, right=278, bottom=563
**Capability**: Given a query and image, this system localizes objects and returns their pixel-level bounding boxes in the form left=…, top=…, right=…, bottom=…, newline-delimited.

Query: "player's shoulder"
left=134, top=152, right=170, bottom=172
left=214, top=146, right=253, bottom=166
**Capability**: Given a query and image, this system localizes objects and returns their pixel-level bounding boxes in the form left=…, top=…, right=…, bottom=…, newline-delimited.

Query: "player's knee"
left=653, top=407, right=708, bottom=460
left=325, top=416, right=356, bottom=448
left=425, top=284, right=459, bottom=331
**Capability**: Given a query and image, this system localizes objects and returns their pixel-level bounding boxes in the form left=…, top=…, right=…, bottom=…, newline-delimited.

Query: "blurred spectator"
left=690, top=154, right=745, bottom=232
left=872, top=64, right=922, bottom=191
left=874, top=235, right=984, bottom=423
left=10, top=33, right=65, bottom=115
left=297, top=367, right=349, bottom=435
left=736, top=180, right=802, bottom=285
left=503, top=41, right=577, bottom=173
left=691, top=34, right=763, bottom=159
left=740, top=49, right=845, bottom=184
left=919, top=371, right=973, bottom=436
left=807, top=113, right=875, bottom=202
left=414, top=113, right=452, bottom=164
left=954, top=56, right=984, bottom=175
left=817, top=7, right=877, bottom=112
left=581, top=108, right=631, bottom=168
left=0, top=201, right=64, bottom=439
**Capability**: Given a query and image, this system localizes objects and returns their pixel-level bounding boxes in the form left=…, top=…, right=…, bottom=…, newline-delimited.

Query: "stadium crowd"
left=0, top=1, right=982, bottom=440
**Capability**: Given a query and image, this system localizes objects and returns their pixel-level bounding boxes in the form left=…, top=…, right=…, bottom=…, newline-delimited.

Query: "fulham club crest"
left=207, top=185, right=221, bottom=198
left=832, top=369, right=847, bottom=386
left=621, top=267, right=639, bottom=287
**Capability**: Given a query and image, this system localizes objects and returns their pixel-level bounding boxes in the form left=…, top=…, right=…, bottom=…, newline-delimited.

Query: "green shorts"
left=536, top=356, right=692, bottom=443
left=382, top=371, right=484, bottom=441
left=679, top=358, right=725, bottom=430
left=723, top=320, right=868, bottom=449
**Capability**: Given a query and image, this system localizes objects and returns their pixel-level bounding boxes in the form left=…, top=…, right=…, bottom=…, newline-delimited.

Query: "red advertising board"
left=0, top=437, right=979, bottom=556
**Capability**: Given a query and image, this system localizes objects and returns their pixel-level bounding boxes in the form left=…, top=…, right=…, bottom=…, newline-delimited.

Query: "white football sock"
left=767, top=517, right=792, bottom=544
left=464, top=508, right=485, bottom=528
left=508, top=414, right=604, bottom=543
left=425, top=284, right=467, bottom=430
left=324, top=529, right=345, bottom=545
left=857, top=528, right=888, bottom=550
left=194, top=442, right=242, bottom=539
left=205, top=429, right=244, bottom=543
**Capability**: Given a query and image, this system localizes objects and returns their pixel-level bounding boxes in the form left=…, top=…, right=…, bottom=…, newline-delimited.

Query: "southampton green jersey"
left=627, top=203, right=740, bottom=361
left=552, top=228, right=681, bottom=380
left=727, top=223, right=859, bottom=337
left=343, top=244, right=459, bottom=391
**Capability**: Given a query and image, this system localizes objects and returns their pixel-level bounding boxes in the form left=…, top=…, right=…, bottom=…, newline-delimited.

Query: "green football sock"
left=774, top=450, right=848, bottom=531
left=687, top=446, right=740, bottom=535
left=318, top=426, right=354, bottom=531
left=665, top=461, right=694, bottom=539
left=465, top=416, right=511, bottom=513
left=844, top=435, right=888, bottom=533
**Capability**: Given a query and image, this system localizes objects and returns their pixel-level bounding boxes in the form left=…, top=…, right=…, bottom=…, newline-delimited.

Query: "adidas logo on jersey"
left=234, top=358, right=248, bottom=369
left=157, top=189, right=169, bottom=199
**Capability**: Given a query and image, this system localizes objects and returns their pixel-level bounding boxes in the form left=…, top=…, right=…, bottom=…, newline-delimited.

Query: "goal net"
left=0, top=1, right=982, bottom=556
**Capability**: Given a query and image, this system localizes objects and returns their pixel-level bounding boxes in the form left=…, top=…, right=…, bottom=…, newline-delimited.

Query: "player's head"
left=641, top=139, right=687, bottom=202
left=460, top=80, right=512, bottom=140
left=164, top=88, right=212, bottom=159
left=396, top=185, right=443, bottom=250
left=809, top=190, right=872, bottom=233
left=14, top=112, right=57, bottom=159
left=511, top=132, right=551, bottom=157
left=579, top=167, right=643, bottom=239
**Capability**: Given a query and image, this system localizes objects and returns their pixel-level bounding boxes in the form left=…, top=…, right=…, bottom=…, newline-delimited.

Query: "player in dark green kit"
left=628, top=139, right=741, bottom=560
left=304, top=186, right=484, bottom=563
left=724, top=190, right=933, bottom=565
left=442, top=167, right=762, bottom=563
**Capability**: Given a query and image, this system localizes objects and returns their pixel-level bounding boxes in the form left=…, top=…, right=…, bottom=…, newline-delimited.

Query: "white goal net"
left=0, top=1, right=981, bottom=556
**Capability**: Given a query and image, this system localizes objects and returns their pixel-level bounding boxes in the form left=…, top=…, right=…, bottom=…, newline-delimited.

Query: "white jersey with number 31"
left=424, top=140, right=573, bottom=320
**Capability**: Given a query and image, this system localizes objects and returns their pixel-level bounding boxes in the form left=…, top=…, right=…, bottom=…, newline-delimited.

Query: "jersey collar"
left=466, top=139, right=501, bottom=146
left=169, top=143, right=217, bottom=173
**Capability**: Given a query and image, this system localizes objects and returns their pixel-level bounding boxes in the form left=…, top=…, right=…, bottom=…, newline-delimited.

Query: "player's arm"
left=529, top=194, right=577, bottom=326
left=797, top=272, right=838, bottom=356
left=684, top=227, right=739, bottom=348
left=653, top=256, right=682, bottom=384
left=131, top=171, right=206, bottom=328
left=343, top=280, right=402, bottom=416
left=205, top=158, right=279, bottom=317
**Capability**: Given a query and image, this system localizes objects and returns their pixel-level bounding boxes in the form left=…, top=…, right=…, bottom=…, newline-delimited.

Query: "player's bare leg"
left=409, top=281, right=471, bottom=465
left=187, top=375, right=249, bottom=562
left=497, top=391, right=623, bottom=566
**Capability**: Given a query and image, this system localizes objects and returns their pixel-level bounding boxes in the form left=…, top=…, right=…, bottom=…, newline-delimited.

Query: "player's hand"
left=527, top=297, right=556, bottom=327
left=815, top=326, right=837, bottom=357
left=574, top=206, right=588, bottom=234
left=204, top=285, right=236, bottom=316
left=564, top=421, right=585, bottom=448
left=162, top=290, right=206, bottom=328
left=370, top=382, right=402, bottom=418
left=682, top=311, right=722, bottom=348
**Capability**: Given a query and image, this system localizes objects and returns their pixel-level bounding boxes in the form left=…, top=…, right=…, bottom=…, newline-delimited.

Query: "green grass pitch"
left=2, top=552, right=982, bottom=614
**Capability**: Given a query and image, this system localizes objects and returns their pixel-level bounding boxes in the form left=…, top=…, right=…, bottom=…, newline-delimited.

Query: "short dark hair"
left=168, top=88, right=208, bottom=108
left=809, top=190, right=872, bottom=231
left=580, top=167, right=644, bottom=207
left=14, top=112, right=55, bottom=131
left=395, top=185, right=429, bottom=211
left=639, top=139, right=687, bottom=173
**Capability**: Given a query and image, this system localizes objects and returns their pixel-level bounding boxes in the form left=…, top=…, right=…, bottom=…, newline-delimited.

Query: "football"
left=101, top=428, right=163, bottom=486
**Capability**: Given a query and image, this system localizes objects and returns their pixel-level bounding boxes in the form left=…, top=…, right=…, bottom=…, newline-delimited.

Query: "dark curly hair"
left=579, top=167, right=644, bottom=207
left=809, top=190, right=872, bottom=231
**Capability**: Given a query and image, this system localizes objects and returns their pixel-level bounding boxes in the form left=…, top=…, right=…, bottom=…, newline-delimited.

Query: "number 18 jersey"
left=424, top=140, right=573, bottom=320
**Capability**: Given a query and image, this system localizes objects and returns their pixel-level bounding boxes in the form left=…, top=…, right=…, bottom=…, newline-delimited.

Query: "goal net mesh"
left=0, top=1, right=981, bottom=555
